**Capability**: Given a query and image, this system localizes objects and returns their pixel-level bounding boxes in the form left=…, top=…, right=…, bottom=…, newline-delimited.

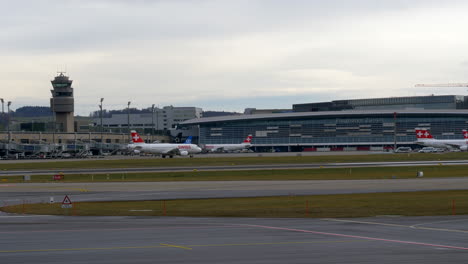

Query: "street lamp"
left=99, top=98, right=104, bottom=140
left=127, top=101, right=131, bottom=143
left=7, top=101, right=11, bottom=142
left=393, top=112, right=397, bottom=152
left=151, top=104, right=155, bottom=142
left=99, top=98, right=104, bottom=155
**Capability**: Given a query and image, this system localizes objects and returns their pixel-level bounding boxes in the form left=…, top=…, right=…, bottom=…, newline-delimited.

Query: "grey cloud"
left=3, top=0, right=460, bottom=54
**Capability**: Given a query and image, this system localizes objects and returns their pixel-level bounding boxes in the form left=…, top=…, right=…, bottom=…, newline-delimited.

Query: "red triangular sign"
left=62, top=195, right=72, bottom=205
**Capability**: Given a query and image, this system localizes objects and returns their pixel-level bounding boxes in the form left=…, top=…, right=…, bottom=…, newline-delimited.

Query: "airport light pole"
left=7, top=101, right=11, bottom=142
left=393, top=112, right=397, bottom=152
left=127, top=101, right=131, bottom=143
left=99, top=98, right=104, bottom=154
left=0, top=98, right=3, bottom=135
left=151, top=104, right=155, bottom=142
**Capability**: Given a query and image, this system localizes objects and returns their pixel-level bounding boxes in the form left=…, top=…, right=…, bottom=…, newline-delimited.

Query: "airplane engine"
left=180, top=150, right=189, bottom=156
left=133, top=149, right=141, bottom=154
left=460, top=146, right=468, bottom=151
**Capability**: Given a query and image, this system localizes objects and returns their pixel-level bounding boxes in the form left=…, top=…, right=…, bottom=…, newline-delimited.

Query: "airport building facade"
left=181, top=110, right=468, bottom=152
left=293, top=95, right=468, bottom=112
left=93, top=106, right=202, bottom=137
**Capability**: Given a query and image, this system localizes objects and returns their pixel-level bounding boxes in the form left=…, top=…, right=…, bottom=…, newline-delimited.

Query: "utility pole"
left=7, top=101, right=11, bottom=142
left=151, top=104, right=155, bottom=142
left=393, top=112, right=397, bottom=152
left=99, top=98, right=104, bottom=155
left=127, top=101, right=131, bottom=143
left=4, top=99, right=8, bottom=157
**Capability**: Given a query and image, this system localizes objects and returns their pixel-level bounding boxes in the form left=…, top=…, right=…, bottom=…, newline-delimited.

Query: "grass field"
left=1, top=152, right=468, bottom=170
left=1, top=164, right=467, bottom=183
left=2, top=190, right=466, bottom=218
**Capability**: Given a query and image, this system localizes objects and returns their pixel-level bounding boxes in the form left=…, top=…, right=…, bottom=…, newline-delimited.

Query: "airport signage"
left=61, top=195, right=73, bottom=209
left=53, top=174, right=64, bottom=181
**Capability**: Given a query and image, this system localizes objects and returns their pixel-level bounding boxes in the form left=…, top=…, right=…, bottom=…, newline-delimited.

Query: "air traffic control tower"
left=50, top=72, right=75, bottom=132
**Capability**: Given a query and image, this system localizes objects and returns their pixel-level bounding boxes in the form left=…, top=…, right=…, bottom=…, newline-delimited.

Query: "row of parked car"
left=394, top=147, right=448, bottom=153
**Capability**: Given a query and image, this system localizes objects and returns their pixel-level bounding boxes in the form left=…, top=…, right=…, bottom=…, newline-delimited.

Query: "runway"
left=1, top=214, right=467, bottom=263
left=2, top=159, right=468, bottom=176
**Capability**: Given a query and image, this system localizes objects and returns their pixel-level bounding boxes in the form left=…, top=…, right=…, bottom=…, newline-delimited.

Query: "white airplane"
left=128, top=130, right=202, bottom=158
left=203, top=135, right=253, bottom=153
left=415, top=128, right=468, bottom=151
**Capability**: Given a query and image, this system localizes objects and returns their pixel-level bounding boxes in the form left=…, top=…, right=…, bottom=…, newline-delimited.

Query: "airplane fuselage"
left=129, top=143, right=202, bottom=156
left=204, top=143, right=251, bottom=152
left=416, top=139, right=468, bottom=150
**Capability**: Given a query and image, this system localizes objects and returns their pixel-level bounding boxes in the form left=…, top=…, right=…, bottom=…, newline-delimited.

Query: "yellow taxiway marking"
left=0, top=240, right=359, bottom=253
left=160, top=243, right=192, bottom=250
left=322, top=218, right=468, bottom=234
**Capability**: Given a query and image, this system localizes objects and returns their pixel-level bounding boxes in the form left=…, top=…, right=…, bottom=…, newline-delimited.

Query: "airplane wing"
left=442, top=143, right=459, bottom=149
left=213, top=147, right=225, bottom=153
left=161, top=147, right=180, bottom=155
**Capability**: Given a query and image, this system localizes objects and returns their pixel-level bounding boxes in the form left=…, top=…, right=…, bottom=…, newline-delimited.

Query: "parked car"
left=418, top=147, right=436, bottom=153
left=395, top=147, right=412, bottom=153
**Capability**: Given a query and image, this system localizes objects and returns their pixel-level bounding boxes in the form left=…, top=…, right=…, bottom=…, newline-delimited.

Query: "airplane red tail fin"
left=415, top=128, right=433, bottom=139
left=130, top=130, right=145, bottom=143
left=243, top=135, right=253, bottom=144
left=463, top=129, right=468, bottom=139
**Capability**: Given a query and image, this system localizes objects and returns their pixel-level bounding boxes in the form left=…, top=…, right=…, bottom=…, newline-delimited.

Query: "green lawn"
left=1, top=164, right=467, bottom=183
left=3, top=190, right=466, bottom=218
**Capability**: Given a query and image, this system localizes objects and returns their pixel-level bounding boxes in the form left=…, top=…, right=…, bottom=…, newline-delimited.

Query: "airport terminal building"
left=181, top=110, right=468, bottom=152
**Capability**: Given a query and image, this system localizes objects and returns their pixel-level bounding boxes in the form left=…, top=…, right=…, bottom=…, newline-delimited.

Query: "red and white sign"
left=61, top=195, right=73, bottom=208
left=53, top=174, right=64, bottom=180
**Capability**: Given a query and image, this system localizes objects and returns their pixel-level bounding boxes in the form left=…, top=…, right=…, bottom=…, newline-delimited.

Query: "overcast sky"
left=2, top=0, right=468, bottom=115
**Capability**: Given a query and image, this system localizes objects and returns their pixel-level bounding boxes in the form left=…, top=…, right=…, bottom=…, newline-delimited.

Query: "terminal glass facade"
left=197, top=112, right=468, bottom=147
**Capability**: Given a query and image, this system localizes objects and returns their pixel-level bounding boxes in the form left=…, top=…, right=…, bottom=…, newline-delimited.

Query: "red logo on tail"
left=415, top=129, right=433, bottom=139
left=130, top=130, right=144, bottom=143
left=243, top=135, right=253, bottom=143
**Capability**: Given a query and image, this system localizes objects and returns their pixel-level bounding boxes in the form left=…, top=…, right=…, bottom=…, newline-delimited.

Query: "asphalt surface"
left=2, top=155, right=468, bottom=263
left=2, top=160, right=468, bottom=176
left=1, top=214, right=467, bottom=263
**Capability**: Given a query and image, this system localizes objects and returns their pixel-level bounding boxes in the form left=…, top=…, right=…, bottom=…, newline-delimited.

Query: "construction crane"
left=415, top=83, right=468, bottom=87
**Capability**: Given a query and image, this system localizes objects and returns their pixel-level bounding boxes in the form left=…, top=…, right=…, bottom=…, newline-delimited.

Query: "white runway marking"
left=243, top=224, right=468, bottom=251
left=322, top=218, right=468, bottom=234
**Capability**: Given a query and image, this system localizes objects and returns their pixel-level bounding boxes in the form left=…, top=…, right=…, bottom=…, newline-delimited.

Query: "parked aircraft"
left=184, top=136, right=193, bottom=144
left=128, top=130, right=202, bottom=158
left=202, top=135, right=253, bottom=153
left=415, top=128, right=468, bottom=151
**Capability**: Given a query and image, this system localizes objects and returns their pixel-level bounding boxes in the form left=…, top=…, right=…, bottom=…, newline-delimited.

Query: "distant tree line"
left=10, top=106, right=52, bottom=117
